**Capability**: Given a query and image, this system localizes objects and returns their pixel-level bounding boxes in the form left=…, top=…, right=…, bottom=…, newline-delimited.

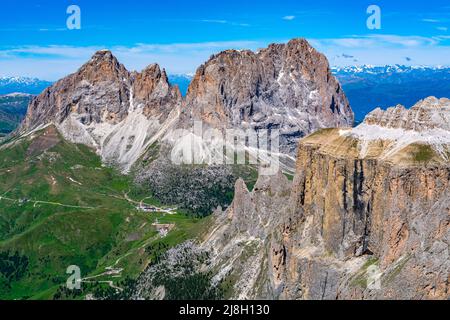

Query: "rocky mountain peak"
left=133, top=63, right=181, bottom=120
left=19, top=38, right=354, bottom=172
left=183, top=38, right=354, bottom=156
left=20, top=51, right=182, bottom=172
left=77, top=50, right=129, bottom=83
left=138, top=63, right=165, bottom=79
left=89, top=49, right=116, bottom=63
left=133, top=63, right=168, bottom=95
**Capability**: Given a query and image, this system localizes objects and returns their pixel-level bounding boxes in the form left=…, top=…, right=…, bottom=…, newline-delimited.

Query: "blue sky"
left=1, top=0, right=450, bottom=79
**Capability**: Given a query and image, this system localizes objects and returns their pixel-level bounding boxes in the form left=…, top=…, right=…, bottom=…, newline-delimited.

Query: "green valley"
left=0, top=125, right=209, bottom=300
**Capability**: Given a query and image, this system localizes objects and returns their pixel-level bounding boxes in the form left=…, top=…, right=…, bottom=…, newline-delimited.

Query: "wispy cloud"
left=0, top=45, right=102, bottom=59
left=309, top=34, right=450, bottom=67
left=39, top=28, right=68, bottom=32
left=0, top=41, right=260, bottom=58
left=0, top=40, right=263, bottom=79
left=437, top=26, right=448, bottom=32
left=201, top=19, right=227, bottom=24
left=200, top=19, right=250, bottom=27
left=422, top=18, right=440, bottom=23
left=118, top=40, right=259, bottom=53
left=2, top=35, right=450, bottom=80
left=310, top=34, right=442, bottom=49
left=282, top=16, right=296, bottom=21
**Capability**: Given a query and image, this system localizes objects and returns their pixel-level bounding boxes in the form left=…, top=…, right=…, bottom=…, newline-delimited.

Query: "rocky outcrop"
left=202, top=97, right=449, bottom=300
left=364, top=97, right=450, bottom=131
left=182, top=38, right=354, bottom=155
left=341, top=97, right=450, bottom=162
left=132, top=64, right=181, bottom=122
left=202, top=171, right=293, bottom=299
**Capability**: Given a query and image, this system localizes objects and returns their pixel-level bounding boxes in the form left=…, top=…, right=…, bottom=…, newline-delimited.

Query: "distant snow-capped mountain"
left=168, top=65, right=450, bottom=87
left=331, top=64, right=450, bottom=75
left=0, top=77, right=52, bottom=95
left=331, top=65, right=450, bottom=122
left=167, top=73, right=193, bottom=96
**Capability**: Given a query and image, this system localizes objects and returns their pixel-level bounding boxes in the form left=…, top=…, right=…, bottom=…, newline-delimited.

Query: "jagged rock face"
left=20, top=50, right=182, bottom=172
left=183, top=38, right=354, bottom=155
left=364, top=97, right=450, bottom=131
left=202, top=172, right=293, bottom=299
left=202, top=97, right=449, bottom=300
left=23, top=50, right=132, bottom=129
left=133, top=64, right=181, bottom=122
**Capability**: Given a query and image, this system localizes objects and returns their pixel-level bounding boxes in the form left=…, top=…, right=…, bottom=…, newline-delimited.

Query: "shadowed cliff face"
left=202, top=97, right=449, bottom=300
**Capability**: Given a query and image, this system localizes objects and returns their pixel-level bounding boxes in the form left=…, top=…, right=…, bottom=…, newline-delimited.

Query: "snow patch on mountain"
left=339, top=97, right=450, bottom=160
left=331, top=64, right=450, bottom=75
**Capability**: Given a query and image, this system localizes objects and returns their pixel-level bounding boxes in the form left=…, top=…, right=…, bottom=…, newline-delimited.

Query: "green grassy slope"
left=0, top=126, right=208, bottom=299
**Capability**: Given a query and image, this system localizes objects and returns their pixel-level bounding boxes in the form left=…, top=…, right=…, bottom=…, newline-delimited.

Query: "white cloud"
left=1, top=35, right=450, bottom=80
left=38, top=27, right=69, bottom=32
left=0, top=45, right=101, bottom=59
left=282, top=16, right=296, bottom=21
left=201, top=19, right=228, bottom=24
left=309, top=34, right=441, bottom=49
left=0, top=40, right=263, bottom=80
left=309, top=35, right=450, bottom=67
left=437, top=26, right=448, bottom=32
left=200, top=20, right=250, bottom=27
left=422, top=18, right=440, bottom=23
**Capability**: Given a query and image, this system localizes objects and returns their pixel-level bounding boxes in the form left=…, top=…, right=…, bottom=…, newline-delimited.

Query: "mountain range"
left=172, top=65, right=450, bottom=123
left=0, top=38, right=448, bottom=300
left=1, top=65, right=449, bottom=136
left=20, top=39, right=352, bottom=171
left=0, top=77, right=52, bottom=95
left=332, top=65, right=450, bottom=122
